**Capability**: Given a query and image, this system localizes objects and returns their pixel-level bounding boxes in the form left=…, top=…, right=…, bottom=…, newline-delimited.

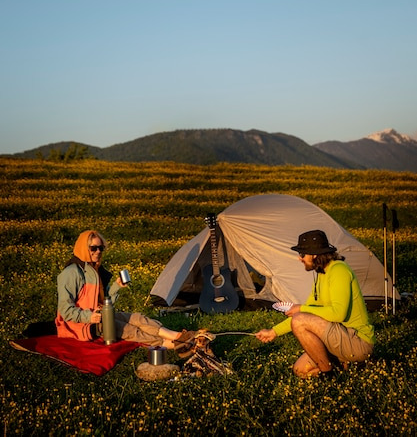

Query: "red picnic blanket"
left=10, top=336, right=144, bottom=376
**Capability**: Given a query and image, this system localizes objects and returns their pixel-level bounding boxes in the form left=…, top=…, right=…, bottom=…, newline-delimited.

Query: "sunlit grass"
left=1, top=158, right=417, bottom=435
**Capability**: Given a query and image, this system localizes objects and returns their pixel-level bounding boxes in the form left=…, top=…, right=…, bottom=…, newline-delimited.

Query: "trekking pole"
left=383, top=203, right=389, bottom=314
left=391, top=209, right=399, bottom=315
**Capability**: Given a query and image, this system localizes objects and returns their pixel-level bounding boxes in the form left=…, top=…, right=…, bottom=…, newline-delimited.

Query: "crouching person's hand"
left=255, top=329, right=277, bottom=343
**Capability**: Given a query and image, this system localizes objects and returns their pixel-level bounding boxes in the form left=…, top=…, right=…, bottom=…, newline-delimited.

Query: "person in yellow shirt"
left=256, top=230, right=375, bottom=378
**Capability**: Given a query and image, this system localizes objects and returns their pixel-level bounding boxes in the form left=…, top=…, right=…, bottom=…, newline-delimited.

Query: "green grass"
left=1, top=158, right=417, bottom=435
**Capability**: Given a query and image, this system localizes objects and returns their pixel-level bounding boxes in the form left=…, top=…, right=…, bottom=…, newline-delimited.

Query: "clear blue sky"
left=1, top=0, right=416, bottom=154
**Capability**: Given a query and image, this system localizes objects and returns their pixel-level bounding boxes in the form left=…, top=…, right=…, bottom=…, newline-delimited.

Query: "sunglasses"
left=89, top=245, right=105, bottom=253
left=299, top=253, right=306, bottom=258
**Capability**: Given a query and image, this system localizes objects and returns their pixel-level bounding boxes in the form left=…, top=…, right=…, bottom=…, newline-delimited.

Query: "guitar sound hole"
left=210, top=274, right=225, bottom=288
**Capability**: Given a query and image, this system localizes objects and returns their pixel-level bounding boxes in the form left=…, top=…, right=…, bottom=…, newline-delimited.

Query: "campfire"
left=182, top=330, right=233, bottom=377
left=136, top=330, right=233, bottom=381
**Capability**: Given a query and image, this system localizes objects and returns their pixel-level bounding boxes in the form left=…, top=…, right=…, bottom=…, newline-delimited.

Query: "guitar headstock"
left=205, top=213, right=217, bottom=230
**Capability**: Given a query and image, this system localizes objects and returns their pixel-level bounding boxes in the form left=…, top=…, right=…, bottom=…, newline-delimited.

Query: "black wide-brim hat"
left=291, top=230, right=337, bottom=255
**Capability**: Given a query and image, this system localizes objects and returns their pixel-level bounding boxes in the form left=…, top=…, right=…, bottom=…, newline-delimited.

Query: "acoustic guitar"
left=199, top=213, right=239, bottom=314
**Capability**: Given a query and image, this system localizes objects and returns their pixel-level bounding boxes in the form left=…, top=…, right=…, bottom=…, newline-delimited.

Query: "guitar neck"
left=209, top=227, right=221, bottom=277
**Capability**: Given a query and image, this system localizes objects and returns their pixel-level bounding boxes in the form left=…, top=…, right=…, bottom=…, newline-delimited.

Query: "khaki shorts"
left=114, top=312, right=164, bottom=346
left=321, top=323, right=374, bottom=363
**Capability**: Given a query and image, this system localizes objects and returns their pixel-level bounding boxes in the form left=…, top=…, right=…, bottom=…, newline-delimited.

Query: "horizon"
left=1, top=1, right=416, bottom=154
left=4, top=126, right=417, bottom=156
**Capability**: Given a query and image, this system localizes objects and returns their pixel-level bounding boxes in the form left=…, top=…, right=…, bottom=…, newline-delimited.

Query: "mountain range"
left=313, top=128, right=417, bottom=172
left=5, top=128, right=417, bottom=172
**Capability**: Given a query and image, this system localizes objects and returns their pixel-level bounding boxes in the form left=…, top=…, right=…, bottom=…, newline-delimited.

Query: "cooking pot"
left=148, top=346, right=167, bottom=366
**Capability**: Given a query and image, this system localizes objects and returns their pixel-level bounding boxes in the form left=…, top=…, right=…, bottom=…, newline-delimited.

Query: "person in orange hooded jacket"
left=55, top=230, right=195, bottom=355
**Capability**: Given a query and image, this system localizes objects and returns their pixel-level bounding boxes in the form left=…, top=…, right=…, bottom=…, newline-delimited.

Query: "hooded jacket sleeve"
left=57, top=264, right=93, bottom=323
left=108, top=281, right=121, bottom=304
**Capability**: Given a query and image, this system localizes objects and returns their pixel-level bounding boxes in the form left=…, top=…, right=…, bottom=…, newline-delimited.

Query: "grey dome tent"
left=150, top=194, right=397, bottom=309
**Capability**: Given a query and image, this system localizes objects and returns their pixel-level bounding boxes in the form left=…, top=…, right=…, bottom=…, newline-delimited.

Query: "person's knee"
left=292, top=360, right=320, bottom=378
left=290, top=312, right=307, bottom=332
left=292, top=362, right=303, bottom=377
left=292, top=360, right=305, bottom=377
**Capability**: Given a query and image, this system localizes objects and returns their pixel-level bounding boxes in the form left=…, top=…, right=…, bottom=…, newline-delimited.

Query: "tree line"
left=35, top=143, right=95, bottom=162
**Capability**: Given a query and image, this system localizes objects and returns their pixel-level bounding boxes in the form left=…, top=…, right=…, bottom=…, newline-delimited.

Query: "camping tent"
left=150, top=194, right=397, bottom=309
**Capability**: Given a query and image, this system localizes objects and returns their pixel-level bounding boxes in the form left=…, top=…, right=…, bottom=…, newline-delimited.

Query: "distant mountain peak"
left=366, top=128, right=415, bottom=144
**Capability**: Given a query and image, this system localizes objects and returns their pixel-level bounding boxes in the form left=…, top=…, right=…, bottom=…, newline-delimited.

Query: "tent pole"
left=383, top=203, right=389, bottom=314
left=392, top=209, right=399, bottom=315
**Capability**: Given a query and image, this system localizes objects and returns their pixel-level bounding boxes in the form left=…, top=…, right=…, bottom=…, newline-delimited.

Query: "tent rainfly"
left=150, top=194, right=397, bottom=310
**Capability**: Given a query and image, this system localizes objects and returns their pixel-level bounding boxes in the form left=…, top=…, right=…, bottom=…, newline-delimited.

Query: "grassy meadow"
left=1, top=157, right=417, bottom=436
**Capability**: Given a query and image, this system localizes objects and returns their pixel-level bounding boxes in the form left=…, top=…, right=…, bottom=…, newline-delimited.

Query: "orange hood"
left=73, top=230, right=106, bottom=265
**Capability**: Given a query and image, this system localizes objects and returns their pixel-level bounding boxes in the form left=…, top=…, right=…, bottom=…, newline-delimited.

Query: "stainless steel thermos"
left=102, top=270, right=130, bottom=345
left=102, top=296, right=116, bottom=345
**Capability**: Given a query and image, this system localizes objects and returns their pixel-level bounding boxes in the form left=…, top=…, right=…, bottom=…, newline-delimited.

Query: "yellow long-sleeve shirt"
left=272, top=260, right=375, bottom=345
